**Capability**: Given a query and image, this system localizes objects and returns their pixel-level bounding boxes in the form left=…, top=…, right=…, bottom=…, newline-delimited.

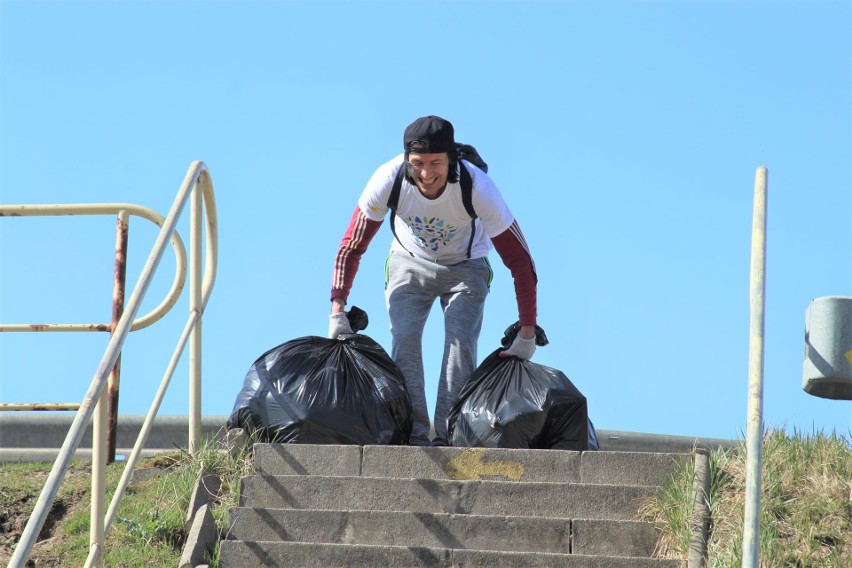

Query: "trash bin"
left=802, top=296, right=852, bottom=400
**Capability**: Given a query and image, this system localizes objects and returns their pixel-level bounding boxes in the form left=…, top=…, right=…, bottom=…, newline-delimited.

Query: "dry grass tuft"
left=643, top=429, right=852, bottom=567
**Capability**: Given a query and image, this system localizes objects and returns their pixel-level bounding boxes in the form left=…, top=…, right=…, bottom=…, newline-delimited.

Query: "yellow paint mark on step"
left=444, top=448, right=525, bottom=481
left=845, top=350, right=852, bottom=366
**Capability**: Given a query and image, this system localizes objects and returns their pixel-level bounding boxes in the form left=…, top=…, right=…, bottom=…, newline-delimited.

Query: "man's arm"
left=491, top=220, right=537, bottom=340
left=330, top=206, right=382, bottom=314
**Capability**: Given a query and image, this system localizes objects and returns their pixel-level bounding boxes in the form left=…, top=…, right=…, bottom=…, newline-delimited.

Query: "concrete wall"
left=0, top=414, right=737, bottom=462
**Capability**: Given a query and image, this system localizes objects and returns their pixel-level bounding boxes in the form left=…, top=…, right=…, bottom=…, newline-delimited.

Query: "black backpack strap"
left=387, top=163, right=403, bottom=213
left=459, top=163, right=477, bottom=259
left=387, top=165, right=414, bottom=257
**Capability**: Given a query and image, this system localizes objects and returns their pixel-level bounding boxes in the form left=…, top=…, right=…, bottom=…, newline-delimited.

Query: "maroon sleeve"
left=330, top=206, right=383, bottom=303
left=491, top=220, right=538, bottom=326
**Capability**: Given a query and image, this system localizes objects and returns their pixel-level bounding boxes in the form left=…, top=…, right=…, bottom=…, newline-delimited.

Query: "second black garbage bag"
left=227, top=332, right=413, bottom=445
left=447, top=323, right=590, bottom=450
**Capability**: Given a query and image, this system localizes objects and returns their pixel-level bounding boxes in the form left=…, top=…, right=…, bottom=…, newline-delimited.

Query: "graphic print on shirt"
left=404, top=216, right=461, bottom=252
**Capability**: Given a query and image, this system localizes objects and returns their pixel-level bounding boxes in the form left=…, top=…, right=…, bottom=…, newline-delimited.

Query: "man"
left=329, top=115, right=539, bottom=446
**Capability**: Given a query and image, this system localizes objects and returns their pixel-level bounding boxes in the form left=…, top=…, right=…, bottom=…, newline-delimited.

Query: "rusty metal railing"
left=0, top=205, right=189, bottom=332
left=0, top=202, right=189, bottom=459
left=4, top=160, right=218, bottom=568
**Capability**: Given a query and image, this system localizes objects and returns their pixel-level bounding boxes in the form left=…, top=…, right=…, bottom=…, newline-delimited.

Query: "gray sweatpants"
left=385, top=251, right=492, bottom=445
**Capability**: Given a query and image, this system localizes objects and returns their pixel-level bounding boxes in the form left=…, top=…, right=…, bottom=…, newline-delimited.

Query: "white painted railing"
left=4, top=161, right=218, bottom=568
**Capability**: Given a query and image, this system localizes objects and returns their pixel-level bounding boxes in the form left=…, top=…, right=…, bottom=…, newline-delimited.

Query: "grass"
left=641, top=428, right=852, bottom=568
left=0, top=434, right=254, bottom=568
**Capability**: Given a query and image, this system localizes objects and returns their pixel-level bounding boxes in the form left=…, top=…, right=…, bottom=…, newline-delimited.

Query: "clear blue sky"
left=1, top=0, right=850, bottom=443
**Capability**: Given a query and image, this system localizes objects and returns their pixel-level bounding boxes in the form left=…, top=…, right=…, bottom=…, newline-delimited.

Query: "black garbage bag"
left=447, top=323, right=590, bottom=450
left=588, top=418, right=600, bottom=451
left=227, top=327, right=412, bottom=445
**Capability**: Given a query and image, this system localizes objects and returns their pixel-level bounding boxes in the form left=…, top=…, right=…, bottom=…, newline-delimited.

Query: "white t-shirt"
left=358, top=154, right=515, bottom=264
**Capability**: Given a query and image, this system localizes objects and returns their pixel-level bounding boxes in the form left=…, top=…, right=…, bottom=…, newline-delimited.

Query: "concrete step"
left=225, top=508, right=662, bottom=558
left=253, top=443, right=688, bottom=486
left=218, top=540, right=683, bottom=567
left=221, top=444, right=689, bottom=566
left=238, top=475, right=652, bottom=520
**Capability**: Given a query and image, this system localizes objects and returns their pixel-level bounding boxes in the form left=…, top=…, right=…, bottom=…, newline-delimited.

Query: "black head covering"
left=403, top=116, right=455, bottom=154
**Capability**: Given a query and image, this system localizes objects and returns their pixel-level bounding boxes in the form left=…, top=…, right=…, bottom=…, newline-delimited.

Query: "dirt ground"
left=0, top=465, right=94, bottom=567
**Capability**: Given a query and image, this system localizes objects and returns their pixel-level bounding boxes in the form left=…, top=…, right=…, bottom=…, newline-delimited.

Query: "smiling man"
left=329, top=115, right=539, bottom=446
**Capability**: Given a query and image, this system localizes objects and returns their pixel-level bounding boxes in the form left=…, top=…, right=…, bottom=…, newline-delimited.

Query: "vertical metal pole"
left=107, top=211, right=129, bottom=463
left=90, top=382, right=108, bottom=567
left=189, top=178, right=203, bottom=454
left=742, top=166, right=768, bottom=568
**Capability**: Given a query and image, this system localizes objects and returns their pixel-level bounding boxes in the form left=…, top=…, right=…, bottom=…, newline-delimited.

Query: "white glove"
left=499, top=334, right=536, bottom=360
left=328, top=313, right=353, bottom=339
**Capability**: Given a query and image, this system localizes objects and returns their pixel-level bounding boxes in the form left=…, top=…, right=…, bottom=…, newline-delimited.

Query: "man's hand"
left=499, top=325, right=536, bottom=360
left=328, top=312, right=353, bottom=339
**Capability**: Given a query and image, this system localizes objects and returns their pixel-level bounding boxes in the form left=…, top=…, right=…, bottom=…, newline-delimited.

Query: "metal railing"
left=3, top=160, right=218, bottom=568
left=0, top=200, right=189, bottom=457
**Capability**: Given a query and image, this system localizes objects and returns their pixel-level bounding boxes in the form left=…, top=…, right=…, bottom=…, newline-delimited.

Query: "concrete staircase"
left=219, top=444, right=689, bottom=567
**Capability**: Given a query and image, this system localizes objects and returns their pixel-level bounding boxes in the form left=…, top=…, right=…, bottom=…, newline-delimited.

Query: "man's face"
left=407, top=152, right=449, bottom=198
